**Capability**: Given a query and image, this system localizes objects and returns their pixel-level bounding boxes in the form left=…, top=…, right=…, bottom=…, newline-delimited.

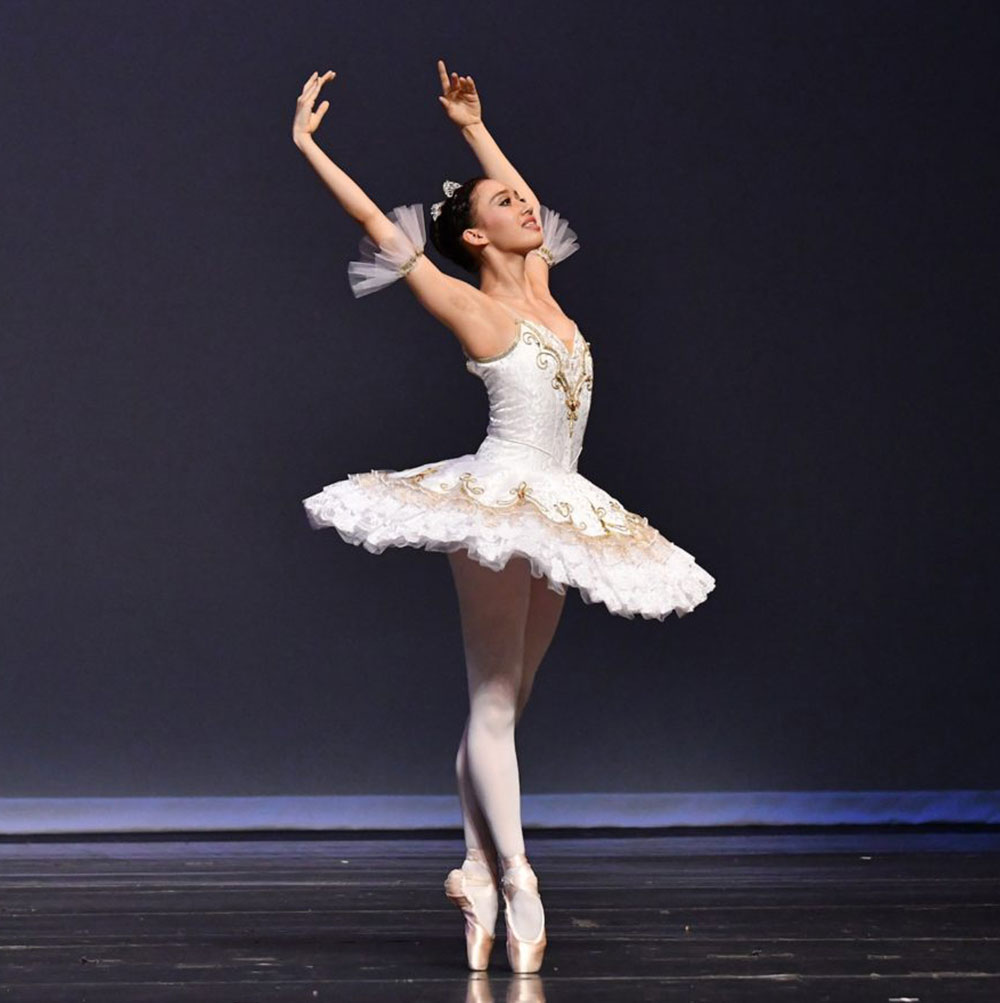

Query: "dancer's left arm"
left=437, top=61, right=541, bottom=228
left=438, top=61, right=573, bottom=290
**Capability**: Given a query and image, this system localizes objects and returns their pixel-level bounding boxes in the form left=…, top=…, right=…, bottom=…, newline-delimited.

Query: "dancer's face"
left=465, top=179, right=543, bottom=256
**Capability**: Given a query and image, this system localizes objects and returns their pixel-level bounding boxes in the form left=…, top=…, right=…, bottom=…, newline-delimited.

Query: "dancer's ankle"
left=464, top=847, right=498, bottom=881
left=501, top=851, right=529, bottom=872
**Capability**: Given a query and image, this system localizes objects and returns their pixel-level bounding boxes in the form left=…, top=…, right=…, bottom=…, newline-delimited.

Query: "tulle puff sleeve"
left=528, top=205, right=580, bottom=267
left=347, top=203, right=427, bottom=298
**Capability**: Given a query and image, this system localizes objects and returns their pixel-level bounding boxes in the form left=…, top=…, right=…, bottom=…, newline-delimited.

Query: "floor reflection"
left=464, top=971, right=545, bottom=1002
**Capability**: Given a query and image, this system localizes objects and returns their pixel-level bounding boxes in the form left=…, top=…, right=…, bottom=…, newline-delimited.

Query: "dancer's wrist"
left=293, top=131, right=317, bottom=152
left=460, top=120, right=488, bottom=144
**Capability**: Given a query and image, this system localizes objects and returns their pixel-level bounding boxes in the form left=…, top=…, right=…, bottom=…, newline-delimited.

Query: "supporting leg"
left=447, top=550, right=556, bottom=946
left=447, top=549, right=531, bottom=862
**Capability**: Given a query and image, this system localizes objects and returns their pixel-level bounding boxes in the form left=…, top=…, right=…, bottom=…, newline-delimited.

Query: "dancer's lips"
left=522, top=219, right=539, bottom=229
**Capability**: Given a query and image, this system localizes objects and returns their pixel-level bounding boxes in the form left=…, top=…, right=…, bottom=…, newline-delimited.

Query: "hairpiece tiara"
left=430, top=179, right=462, bottom=221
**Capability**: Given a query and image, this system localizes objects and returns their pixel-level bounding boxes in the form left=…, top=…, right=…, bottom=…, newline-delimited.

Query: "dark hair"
left=428, top=176, right=488, bottom=275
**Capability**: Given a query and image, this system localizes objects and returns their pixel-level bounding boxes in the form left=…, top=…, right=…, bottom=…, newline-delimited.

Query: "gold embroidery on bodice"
left=519, top=324, right=593, bottom=433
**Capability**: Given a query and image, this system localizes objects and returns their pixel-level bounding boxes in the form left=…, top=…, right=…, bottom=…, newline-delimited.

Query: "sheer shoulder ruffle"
left=528, top=205, right=580, bottom=267
left=347, top=203, right=427, bottom=298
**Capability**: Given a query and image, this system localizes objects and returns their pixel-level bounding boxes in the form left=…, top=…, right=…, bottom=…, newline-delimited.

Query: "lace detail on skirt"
left=302, top=461, right=716, bottom=622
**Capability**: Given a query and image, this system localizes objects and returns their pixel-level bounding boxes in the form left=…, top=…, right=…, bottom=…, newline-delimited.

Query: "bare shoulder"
left=399, top=254, right=519, bottom=360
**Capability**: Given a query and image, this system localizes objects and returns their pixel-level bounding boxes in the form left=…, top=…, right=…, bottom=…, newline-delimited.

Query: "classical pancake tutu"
left=302, top=454, right=716, bottom=622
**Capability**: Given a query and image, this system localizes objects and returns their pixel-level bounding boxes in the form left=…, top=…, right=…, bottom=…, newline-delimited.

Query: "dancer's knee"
left=469, top=684, right=517, bottom=739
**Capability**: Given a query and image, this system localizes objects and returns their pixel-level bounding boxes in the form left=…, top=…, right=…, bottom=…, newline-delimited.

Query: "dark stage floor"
left=1, top=828, right=998, bottom=1001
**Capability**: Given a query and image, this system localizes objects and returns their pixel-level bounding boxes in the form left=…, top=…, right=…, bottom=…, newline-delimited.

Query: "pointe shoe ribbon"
left=444, top=861, right=498, bottom=971
left=501, top=853, right=547, bottom=974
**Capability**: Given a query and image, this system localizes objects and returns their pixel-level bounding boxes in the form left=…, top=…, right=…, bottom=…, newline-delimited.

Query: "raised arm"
left=293, top=71, right=406, bottom=251
left=292, top=69, right=491, bottom=352
left=436, top=61, right=541, bottom=212
left=436, top=60, right=553, bottom=289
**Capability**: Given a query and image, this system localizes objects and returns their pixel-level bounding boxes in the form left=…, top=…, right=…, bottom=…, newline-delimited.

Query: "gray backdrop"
left=2, top=0, right=996, bottom=800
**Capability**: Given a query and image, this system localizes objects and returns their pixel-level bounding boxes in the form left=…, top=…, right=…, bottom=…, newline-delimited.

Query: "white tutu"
left=304, top=457, right=715, bottom=621
left=305, top=202, right=716, bottom=621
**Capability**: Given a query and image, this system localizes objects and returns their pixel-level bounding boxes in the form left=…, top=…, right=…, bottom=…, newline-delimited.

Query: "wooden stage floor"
left=1, top=827, right=998, bottom=1001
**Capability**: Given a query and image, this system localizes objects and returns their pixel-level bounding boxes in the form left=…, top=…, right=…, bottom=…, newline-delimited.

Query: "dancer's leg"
left=454, top=568, right=563, bottom=877
left=516, top=574, right=567, bottom=723
left=447, top=549, right=530, bottom=859
left=447, top=549, right=545, bottom=939
left=504, top=572, right=564, bottom=943
left=455, top=715, right=499, bottom=883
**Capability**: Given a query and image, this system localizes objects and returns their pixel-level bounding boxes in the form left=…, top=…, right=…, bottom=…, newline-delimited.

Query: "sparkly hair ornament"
left=430, top=179, right=462, bottom=221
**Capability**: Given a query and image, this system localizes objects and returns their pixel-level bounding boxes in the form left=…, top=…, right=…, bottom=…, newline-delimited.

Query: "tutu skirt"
left=303, top=451, right=716, bottom=622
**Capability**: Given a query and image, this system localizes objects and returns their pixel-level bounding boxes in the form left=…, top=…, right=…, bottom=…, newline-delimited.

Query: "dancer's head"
left=429, top=176, right=543, bottom=274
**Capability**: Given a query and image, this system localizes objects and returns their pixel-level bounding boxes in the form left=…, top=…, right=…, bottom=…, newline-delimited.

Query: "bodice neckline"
left=520, top=317, right=583, bottom=358
left=464, top=318, right=585, bottom=366
left=489, top=299, right=582, bottom=358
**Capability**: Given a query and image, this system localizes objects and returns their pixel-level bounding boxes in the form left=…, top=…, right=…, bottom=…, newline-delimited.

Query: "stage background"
left=1, top=0, right=996, bottom=826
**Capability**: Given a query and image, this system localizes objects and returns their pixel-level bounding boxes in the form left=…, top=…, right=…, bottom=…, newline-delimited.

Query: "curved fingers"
left=301, top=70, right=334, bottom=101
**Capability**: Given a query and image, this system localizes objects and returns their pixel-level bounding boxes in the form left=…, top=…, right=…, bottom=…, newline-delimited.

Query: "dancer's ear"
left=462, top=227, right=487, bottom=249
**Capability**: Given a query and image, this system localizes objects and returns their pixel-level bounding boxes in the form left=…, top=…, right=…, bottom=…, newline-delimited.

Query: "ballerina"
left=293, top=59, right=716, bottom=974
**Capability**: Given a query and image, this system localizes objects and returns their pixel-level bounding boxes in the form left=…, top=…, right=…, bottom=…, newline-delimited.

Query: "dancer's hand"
left=437, top=59, right=482, bottom=128
left=293, top=70, right=335, bottom=144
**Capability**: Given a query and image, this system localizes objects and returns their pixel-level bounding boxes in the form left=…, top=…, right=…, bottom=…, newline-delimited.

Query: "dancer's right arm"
left=293, top=70, right=492, bottom=350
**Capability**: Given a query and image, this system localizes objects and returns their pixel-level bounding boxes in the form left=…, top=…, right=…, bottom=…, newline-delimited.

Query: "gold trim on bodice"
left=465, top=309, right=594, bottom=434
left=518, top=325, right=592, bottom=433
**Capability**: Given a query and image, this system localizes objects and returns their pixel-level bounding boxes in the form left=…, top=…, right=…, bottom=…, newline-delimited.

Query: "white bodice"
left=464, top=316, right=594, bottom=474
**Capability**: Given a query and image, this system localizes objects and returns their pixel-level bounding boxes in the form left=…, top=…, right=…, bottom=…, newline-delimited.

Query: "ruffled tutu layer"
left=302, top=455, right=716, bottom=622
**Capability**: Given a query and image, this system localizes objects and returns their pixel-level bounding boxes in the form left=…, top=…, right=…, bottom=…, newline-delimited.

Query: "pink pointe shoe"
left=444, top=848, right=498, bottom=971
left=501, top=853, right=547, bottom=973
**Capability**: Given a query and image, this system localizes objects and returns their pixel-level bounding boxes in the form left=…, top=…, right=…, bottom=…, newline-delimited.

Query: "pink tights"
left=447, top=550, right=566, bottom=935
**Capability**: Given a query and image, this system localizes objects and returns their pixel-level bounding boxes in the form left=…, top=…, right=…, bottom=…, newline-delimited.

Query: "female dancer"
left=294, top=60, right=715, bottom=974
